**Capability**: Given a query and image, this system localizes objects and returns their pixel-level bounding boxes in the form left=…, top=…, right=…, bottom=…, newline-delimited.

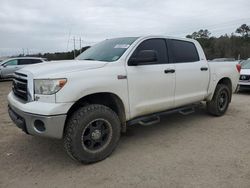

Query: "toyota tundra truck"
left=8, top=36, right=241, bottom=163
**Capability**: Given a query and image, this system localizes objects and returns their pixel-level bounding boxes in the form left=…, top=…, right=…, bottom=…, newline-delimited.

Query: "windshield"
left=242, top=60, right=250, bottom=69
left=76, top=37, right=138, bottom=62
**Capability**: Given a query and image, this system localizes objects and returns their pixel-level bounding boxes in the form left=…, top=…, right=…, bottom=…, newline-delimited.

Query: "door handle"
left=165, top=69, right=175, bottom=73
left=200, top=67, right=208, bottom=71
left=164, top=69, right=175, bottom=74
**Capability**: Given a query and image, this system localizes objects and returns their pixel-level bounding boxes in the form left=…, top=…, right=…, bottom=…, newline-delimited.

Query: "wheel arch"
left=207, top=77, right=232, bottom=102
left=217, top=77, right=232, bottom=102
left=65, top=92, right=127, bottom=133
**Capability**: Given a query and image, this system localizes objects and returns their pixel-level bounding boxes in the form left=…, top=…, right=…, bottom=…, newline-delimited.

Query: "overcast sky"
left=0, top=0, right=250, bottom=56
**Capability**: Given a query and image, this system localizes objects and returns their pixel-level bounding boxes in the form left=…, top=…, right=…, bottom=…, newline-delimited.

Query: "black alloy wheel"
left=81, top=118, right=112, bottom=153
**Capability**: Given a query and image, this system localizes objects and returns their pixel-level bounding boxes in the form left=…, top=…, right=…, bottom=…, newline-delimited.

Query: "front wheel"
left=207, top=84, right=231, bottom=116
left=63, top=104, right=121, bottom=163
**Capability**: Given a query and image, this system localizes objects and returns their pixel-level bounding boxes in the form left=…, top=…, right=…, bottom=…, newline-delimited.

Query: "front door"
left=2, top=59, right=18, bottom=78
left=126, top=38, right=176, bottom=118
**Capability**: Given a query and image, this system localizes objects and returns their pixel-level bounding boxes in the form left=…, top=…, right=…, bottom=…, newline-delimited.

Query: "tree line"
left=186, top=24, right=250, bottom=60
left=20, top=46, right=90, bottom=61
left=19, top=24, right=250, bottom=61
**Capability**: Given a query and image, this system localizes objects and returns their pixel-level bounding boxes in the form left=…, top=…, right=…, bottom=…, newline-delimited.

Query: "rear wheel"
left=63, top=104, right=121, bottom=163
left=207, top=84, right=231, bottom=116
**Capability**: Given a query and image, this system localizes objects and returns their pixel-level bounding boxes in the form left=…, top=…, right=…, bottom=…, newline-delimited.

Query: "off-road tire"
left=207, top=84, right=231, bottom=116
left=63, top=104, right=121, bottom=163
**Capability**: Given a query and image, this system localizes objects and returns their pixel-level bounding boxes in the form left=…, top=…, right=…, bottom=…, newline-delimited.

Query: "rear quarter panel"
left=206, top=61, right=240, bottom=101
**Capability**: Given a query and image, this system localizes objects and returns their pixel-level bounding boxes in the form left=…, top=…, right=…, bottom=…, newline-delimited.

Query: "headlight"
left=34, top=79, right=67, bottom=95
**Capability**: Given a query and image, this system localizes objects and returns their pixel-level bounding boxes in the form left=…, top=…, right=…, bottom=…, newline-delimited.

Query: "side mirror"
left=129, top=50, right=158, bottom=65
left=3, top=64, right=7, bottom=67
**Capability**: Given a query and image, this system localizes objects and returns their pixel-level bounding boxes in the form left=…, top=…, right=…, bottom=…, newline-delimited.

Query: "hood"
left=240, top=68, right=250, bottom=75
left=18, top=60, right=108, bottom=77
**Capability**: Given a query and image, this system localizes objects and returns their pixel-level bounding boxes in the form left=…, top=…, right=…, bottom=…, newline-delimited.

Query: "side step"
left=127, top=103, right=199, bottom=126
left=179, top=107, right=195, bottom=115
left=138, top=115, right=160, bottom=126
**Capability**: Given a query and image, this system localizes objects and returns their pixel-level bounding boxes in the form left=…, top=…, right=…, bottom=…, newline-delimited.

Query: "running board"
left=127, top=103, right=199, bottom=126
left=138, top=115, right=160, bottom=126
left=179, top=107, right=195, bottom=115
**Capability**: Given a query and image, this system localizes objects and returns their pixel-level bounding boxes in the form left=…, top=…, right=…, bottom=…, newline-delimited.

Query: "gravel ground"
left=0, top=80, right=250, bottom=188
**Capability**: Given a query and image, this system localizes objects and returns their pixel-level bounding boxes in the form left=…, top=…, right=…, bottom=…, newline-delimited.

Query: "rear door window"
left=18, top=59, right=42, bottom=65
left=170, top=40, right=199, bottom=63
left=31, top=59, right=42, bottom=64
left=18, top=59, right=33, bottom=65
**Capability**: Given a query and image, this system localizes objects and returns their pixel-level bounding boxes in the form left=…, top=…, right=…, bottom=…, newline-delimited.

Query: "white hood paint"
left=18, top=60, right=108, bottom=77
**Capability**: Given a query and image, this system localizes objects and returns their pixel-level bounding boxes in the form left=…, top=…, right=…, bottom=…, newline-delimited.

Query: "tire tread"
left=207, top=84, right=230, bottom=116
left=63, top=104, right=120, bottom=163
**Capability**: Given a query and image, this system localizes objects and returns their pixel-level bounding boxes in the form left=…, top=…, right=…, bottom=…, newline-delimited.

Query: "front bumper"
left=8, top=105, right=66, bottom=139
left=238, top=80, right=250, bottom=91
left=8, top=92, right=73, bottom=139
left=239, top=81, right=250, bottom=88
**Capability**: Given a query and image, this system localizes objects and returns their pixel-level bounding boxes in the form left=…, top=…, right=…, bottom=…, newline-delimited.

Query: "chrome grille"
left=12, top=73, right=28, bottom=101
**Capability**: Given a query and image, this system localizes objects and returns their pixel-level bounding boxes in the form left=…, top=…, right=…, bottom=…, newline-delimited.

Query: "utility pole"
left=73, top=36, right=76, bottom=58
left=80, top=37, right=82, bottom=54
left=71, top=36, right=84, bottom=57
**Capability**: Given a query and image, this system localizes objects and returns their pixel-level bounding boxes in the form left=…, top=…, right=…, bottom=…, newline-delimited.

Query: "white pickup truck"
left=8, top=36, right=241, bottom=163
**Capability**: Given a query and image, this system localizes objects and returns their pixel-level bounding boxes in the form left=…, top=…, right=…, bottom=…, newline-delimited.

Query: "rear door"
left=18, top=59, right=33, bottom=68
left=30, top=59, right=43, bottom=64
left=126, top=38, right=176, bottom=118
left=17, top=58, right=42, bottom=68
left=167, top=39, right=209, bottom=107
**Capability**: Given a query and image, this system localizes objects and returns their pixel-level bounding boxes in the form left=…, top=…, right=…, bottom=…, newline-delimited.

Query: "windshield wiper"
left=81, top=58, right=108, bottom=62
left=82, top=58, right=96, bottom=61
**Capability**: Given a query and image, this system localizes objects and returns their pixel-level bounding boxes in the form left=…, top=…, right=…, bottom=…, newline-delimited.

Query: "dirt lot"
left=0, top=80, right=250, bottom=188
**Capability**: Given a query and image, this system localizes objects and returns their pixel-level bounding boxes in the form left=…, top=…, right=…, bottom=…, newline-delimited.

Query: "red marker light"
left=236, top=64, right=241, bottom=73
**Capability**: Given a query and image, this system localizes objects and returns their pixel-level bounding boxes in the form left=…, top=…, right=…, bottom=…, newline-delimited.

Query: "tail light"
left=236, top=64, right=241, bottom=73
